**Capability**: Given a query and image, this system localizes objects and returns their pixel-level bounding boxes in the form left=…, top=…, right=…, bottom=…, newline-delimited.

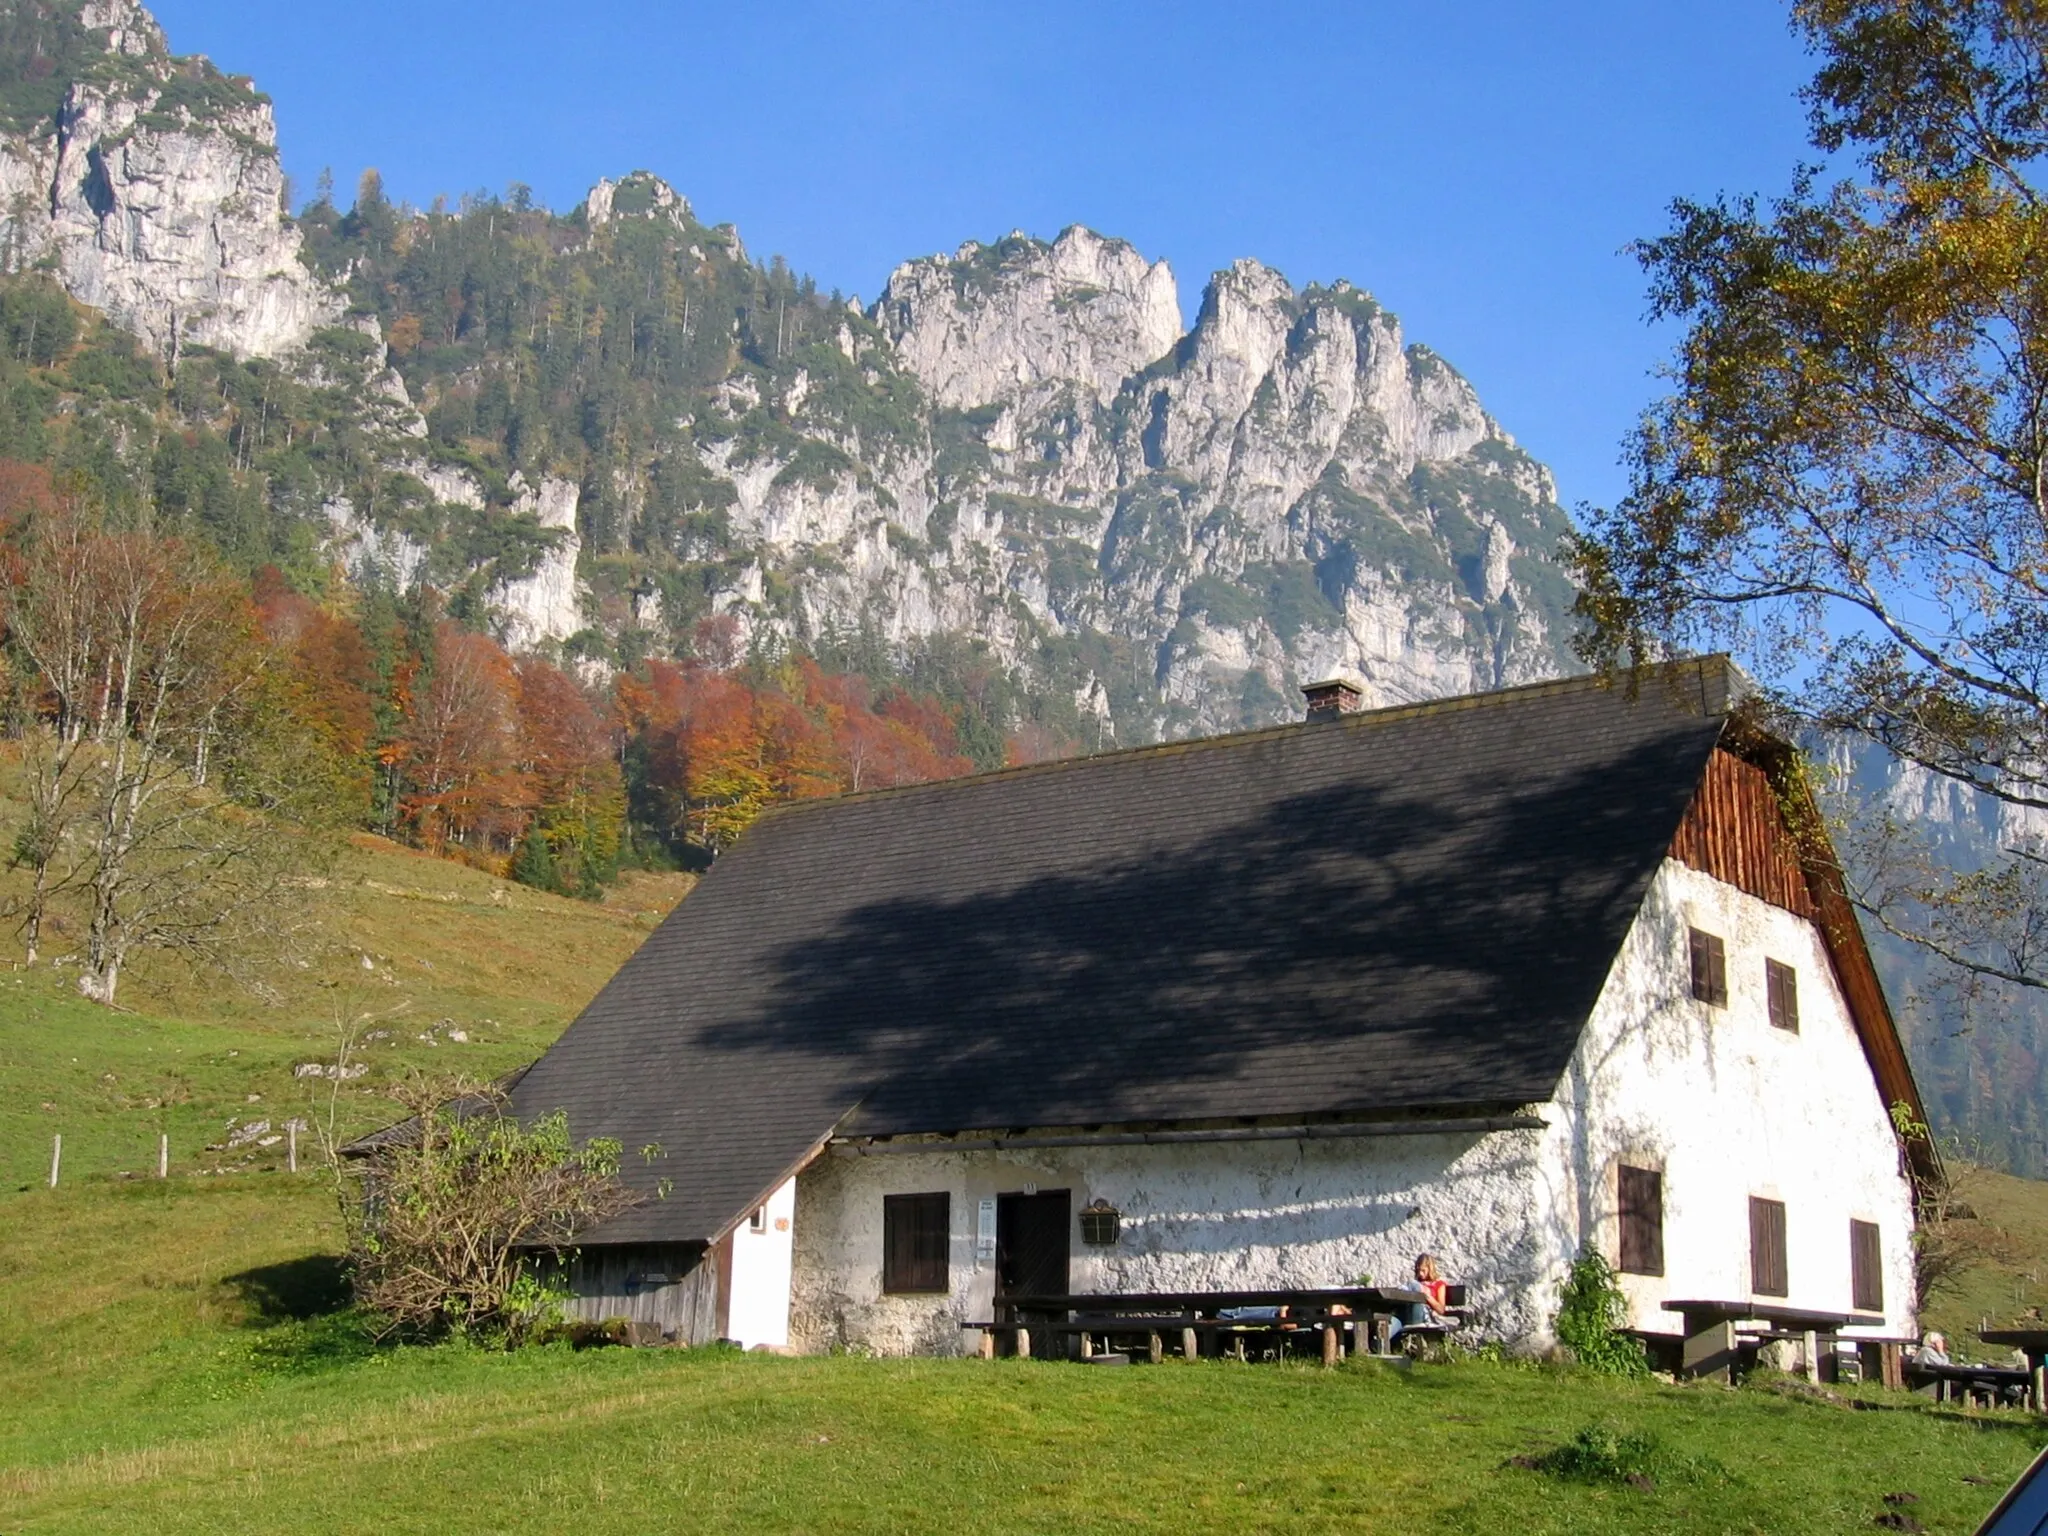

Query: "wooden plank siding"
left=1674, top=736, right=1941, bottom=1194
left=560, top=1243, right=722, bottom=1343
left=1669, top=749, right=1817, bottom=918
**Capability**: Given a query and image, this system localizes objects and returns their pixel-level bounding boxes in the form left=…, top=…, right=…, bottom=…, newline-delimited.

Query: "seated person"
left=1917, top=1331, right=1950, bottom=1366
left=1388, top=1254, right=1455, bottom=1342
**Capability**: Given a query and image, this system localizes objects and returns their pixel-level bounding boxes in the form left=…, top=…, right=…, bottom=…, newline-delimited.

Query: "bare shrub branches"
left=342, top=1078, right=636, bottom=1343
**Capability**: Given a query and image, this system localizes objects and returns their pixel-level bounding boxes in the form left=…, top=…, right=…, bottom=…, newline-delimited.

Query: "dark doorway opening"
left=996, top=1189, right=1071, bottom=1312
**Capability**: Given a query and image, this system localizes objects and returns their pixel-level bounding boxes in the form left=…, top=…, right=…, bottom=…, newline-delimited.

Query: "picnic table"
left=964, top=1285, right=1448, bottom=1364
left=1977, top=1329, right=2048, bottom=1411
left=1910, top=1358, right=2034, bottom=1409
left=1662, top=1298, right=1886, bottom=1383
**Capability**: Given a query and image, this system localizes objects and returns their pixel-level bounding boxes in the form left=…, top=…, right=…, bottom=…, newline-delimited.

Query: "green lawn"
left=0, top=822, right=2044, bottom=1532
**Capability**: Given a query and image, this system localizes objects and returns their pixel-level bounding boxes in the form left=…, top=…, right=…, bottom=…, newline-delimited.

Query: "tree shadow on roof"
left=711, top=727, right=1715, bottom=1135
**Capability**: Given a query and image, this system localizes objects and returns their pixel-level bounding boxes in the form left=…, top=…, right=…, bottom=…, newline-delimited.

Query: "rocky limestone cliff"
left=672, top=229, right=1577, bottom=736
left=0, top=0, right=336, bottom=358
left=880, top=227, right=1181, bottom=411
left=585, top=170, right=692, bottom=232
left=493, top=475, right=587, bottom=651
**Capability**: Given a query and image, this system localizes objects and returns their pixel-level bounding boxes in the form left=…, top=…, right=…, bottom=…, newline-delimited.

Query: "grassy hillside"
left=1924, top=1166, right=2048, bottom=1355
left=0, top=829, right=689, bottom=1190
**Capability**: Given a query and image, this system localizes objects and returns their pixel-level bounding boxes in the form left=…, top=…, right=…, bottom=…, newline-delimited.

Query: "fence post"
left=48, top=1133, right=60, bottom=1189
left=158, top=1132, right=168, bottom=1179
left=287, top=1121, right=297, bottom=1174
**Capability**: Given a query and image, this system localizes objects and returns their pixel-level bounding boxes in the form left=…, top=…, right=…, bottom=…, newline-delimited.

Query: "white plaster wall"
left=788, top=1126, right=1552, bottom=1357
left=726, top=1176, right=797, bottom=1349
left=1535, top=860, right=1918, bottom=1340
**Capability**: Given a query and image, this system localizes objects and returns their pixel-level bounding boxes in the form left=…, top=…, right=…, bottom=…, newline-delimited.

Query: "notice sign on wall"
left=977, top=1198, right=996, bottom=1261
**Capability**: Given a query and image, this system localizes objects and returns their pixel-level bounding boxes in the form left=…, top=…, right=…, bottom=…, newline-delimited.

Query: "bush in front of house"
left=1555, top=1247, right=1651, bottom=1377
left=344, top=1080, right=635, bottom=1345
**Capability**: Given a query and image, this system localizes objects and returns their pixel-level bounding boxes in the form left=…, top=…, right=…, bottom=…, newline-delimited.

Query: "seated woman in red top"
left=1413, top=1253, right=1451, bottom=1316
left=1388, top=1253, right=1455, bottom=1344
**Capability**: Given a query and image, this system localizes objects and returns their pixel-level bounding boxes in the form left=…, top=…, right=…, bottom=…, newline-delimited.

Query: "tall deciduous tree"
left=1, top=507, right=311, bottom=1002
left=1568, top=0, right=2048, bottom=989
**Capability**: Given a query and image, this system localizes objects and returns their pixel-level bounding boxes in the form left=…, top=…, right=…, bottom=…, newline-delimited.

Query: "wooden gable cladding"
left=1669, top=749, right=1818, bottom=918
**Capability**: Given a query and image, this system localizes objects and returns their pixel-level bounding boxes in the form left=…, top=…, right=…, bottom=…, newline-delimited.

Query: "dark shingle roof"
left=511, top=661, right=1737, bottom=1244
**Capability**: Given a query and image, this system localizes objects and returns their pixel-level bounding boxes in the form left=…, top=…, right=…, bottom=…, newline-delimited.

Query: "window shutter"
left=1850, top=1220, right=1883, bottom=1312
left=1750, top=1196, right=1788, bottom=1297
left=1618, top=1165, right=1665, bottom=1276
left=882, top=1192, right=950, bottom=1294
left=1766, top=959, right=1799, bottom=1032
left=1690, top=928, right=1728, bottom=1007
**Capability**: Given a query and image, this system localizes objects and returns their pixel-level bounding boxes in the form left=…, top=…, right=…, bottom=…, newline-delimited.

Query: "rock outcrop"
left=493, top=476, right=587, bottom=651
left=585, top=171, right=692, bottom=232
left=880, top=227, right=1181, bottom=411
left=0, top=0, right=337, bottom=359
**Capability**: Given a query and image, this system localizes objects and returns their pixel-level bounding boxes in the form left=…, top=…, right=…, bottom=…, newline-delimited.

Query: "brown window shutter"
left=1690, top=928, right=1728, bottom=1007
left=1750, top=1196, right=1788, bottom=1297
left=1618, top=1165, right=1665, bottom=1277
left=1850, top=1220, right=1883, bottom=1312
left=1766, top=959, right=1799, bottom=1032
left=882, top=1192, right=950, bottom=1294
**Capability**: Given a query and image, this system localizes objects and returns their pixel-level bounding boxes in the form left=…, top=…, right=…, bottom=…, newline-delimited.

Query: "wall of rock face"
left=1, top=0, right=335, bottom=360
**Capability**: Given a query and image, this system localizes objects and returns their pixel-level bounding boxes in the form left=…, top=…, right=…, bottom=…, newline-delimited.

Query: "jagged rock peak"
left=585, top=171, right=692, bottom=231
left=879, top=224, right=1181, bottom=411
left=78, top=0, right=165, bottom=57
left=0, top=0, right=337, bottom=359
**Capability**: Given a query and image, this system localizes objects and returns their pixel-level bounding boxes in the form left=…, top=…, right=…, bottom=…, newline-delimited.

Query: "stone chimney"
left=1301, top=677, right=1364, bottom=721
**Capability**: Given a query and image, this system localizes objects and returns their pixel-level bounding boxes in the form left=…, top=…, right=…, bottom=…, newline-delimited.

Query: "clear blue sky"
left=150, top=0, right=1815, bottom=512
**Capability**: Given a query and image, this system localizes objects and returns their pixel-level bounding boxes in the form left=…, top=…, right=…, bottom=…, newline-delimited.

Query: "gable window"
left=1690, top=927, right=1728, bottom=1007
left=1850, top=1220, right=1884, bottom=1312
left=1617, top=1165, right=1665, bottom=1277
left=1750, top=1196, right=1789, bottom=1297
left=882, top=1191, right=950, bottom=1294
left=748, top=1206, right=767, bottom=1234
left=1766, top=959, right=1800, bottom=1032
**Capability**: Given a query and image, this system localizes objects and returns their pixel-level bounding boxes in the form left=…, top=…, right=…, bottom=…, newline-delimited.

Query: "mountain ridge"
left=0, top=0, right=1578, bottom=743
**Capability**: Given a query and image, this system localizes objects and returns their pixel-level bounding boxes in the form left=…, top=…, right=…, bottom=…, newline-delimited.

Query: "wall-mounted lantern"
left=1079, top=1198, right=1121, bottom=1246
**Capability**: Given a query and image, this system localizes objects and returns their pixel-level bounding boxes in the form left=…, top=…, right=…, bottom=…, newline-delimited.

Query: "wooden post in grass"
left=1322, top=1322, right=1341, bottom=1367
left=287, top=1121, right=297, bottom=1173
left=157, top=1133, right=168, bottom=1179
left=47, top=1133, right=60, bottom=1188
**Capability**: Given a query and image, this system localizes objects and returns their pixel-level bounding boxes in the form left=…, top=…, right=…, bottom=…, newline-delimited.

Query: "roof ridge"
left=750, top=655, right=1738, bottom=825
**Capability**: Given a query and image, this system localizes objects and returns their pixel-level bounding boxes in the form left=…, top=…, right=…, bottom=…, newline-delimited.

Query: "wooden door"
left=996, top=1189, right=1071, bottom=1304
